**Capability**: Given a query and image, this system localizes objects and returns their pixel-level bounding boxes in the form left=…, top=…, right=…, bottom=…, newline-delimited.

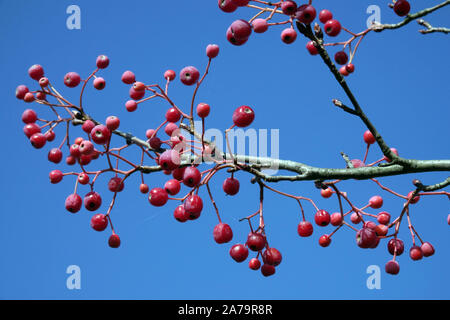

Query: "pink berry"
left=246, top=232, right=266, bottom=251
left=262, top=248, right=282, bottom=266
left=15, top=85, right=29, bottom=99
left=65, top=194, right=82, bottom=213
left=129, top=87, right=145, bottom=100
left=164, top=122, right=179, bottom=137
left=295, top=4, right=316, bottom=24
left=133, top=81, right=146, bottom=91
left=49, top=170, right=63, bottom=184
left=108, top=234, right=121, bottom=248
left=96, top=55, right=109, bottom=69
left=196, top=103, right=210, bottom=118
left=82, top=120, right=95, bottom=133
left=64, top=72, right=81, bottom=88
left=394, top=0, right=410, bottom=17
left=125, top=100, right=138, bottom=112
left=339, top=66, right=349, bottom=77
left=213, top=223, right=233, bottom=244
left=319, top=235, right=331, bottom=247
left=306, top=41, right=318, bottom=55
left=324, top=19, right=341, bottom=37
left=226, top=26, right=249, bottom=46
left=350, top=159, right=365, bottom=168
left=409, top=245, right=423, bottom=261
left=48, top=148, right=63, bottom=163
left=79, top=140, right=94, bottom=155
left=23, top=92, right=35, bottom=103
left=206, top=44, right=220, bottom=59
left=252, top=19, right=269, bottom=33
left=108, top=177, right=124, bottom=193
left=164, top=179, right=181, bottom=196
left=84, top=191, right=102, bottom=211
left=334, top=51, right=348, bottom=65
left=78, top=172, right=90, bottom=185
left=377, top=211, right=391, bottom=225
left=350, top=212, right=362, bottom=224
left=148, top=188, right=168, bottom=207
left=28, top=64, right=44, bottom=81
left=363, top=130, right=376, bottom=144
left=249, top=258, right=261, bottom=270
left=388, top=238, right=404, bottom=256
left=165, top=107, right=181, bottom=123
left=232, top=105, right=255, bottom=127
left=314, top=210, right=330, bottom=227
left=139, top=183, right=149, bottom=194
left=385, top=260, right=400, bottom=275
left=281, top=1, right=297, bottom=15
left=69, top=144, right=81, bottom=158
left=261, top=264, right=276, bottom=277
left=90, top=214, right=108, bottom=231
left=183, top=166, right=201, bottom=188
left=184, top=195, right=203, bottom=220
left=407, top=191, right=420, bottom=204
left=106, top=116, right=120, bottom=131
left=230, top=19, right=252, bottom=40
left=384, top=147, right=399, bottom=162
left=22, top=109, right=37, bottom=124
left=369, top=195, right=383, bottom=209
left=30, top=133, right=46, bottom=149
left=297, top=221, right=314, bottom=237
left=159, top=150, right=181, bottom=171
left=223, top=177, right=240, bottom=195
left=121, top=71, right=136, bottom=84
left=180, top=66, right=200, bottom=86
left=164, top=70, right=176, bottom=81
left=93, top=77, right=106, bottom=90
left=330, top=212, right=343, bottom=226
left=218, top=0, right=238, bottom=13
left=230, top=244, right=249, bottom=262
left=421, top=242, right=435, bottom=257
left=319, top=9, right=333, bottom=23
left=281, top=28, right=297, bottom=44
left=90, top=125, right=111, bottom=145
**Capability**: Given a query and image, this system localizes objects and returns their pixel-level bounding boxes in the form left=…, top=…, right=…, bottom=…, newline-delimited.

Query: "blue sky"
left=0, top=0, right=449, bottom=299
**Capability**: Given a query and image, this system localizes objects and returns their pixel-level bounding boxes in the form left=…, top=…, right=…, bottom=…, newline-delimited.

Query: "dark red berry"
left=319, top=9, right=333, bottom=23
left=23, top=92, right=35, bottom=103
left=165, top=107, right=181, bottom=123
left=148, top=188, right=168, bottom=207
left=159, top=150, right=181, bottom=171
left=223, top=177, right=240, bottom=195
left=363, top=130, right=376, bottom=144
left=108, top=234, right=121, bottom=248
left=84, top=191, right=102, bottom=211
left=252, top=19, right=269, bottom=33
left=16, top=85, right=29, bottom=99
left=330, top=212, right=343, bottom=226
left=232, top=105, right=255, bottom=127
left=324, top=19, right=341, bottom=36
left=246, top=232, right=266, bottom=251
left=108, top=177, right=124, bottom=193
left=65, top=194, right=82, bottom=213
left=24, top=123, right=41, bottom=139
left=297, top=221, right=314, bottom=237
left=261, top=264, right=276, bottom=277
left=93, top=77, right=106, bottom=90
left=319, top=235, right=332, bottom=247
left=206, top=44, right=220, bottom=59
left=91, top=214, right=108, bottom=231
left=79, top=140, right=94, bottom=155
left=356, top=227, right=377, bottom=248
left=249, top=258, right=261, bottom=270
left=174, top=205, right=189, bottom=222
left=121, top=71, right=136, bottom=84
left=281, top=28, right=297, bottom=44
left=385, top=260, right=400, bottom=275
left=30, top=133, right=46, bottom=149
left=377, top=211, right=391, bottom=225
left=106, top=116, right=120, bottom=131
left=230, top=19, right=252, bottom=40
left=196, top=103, right=210, bottom=118
left=230, top=244, right=249, bottom=262
left=184, top=194, right=203, bottom=220
left=82, top=120, right=95, bottom=133
left=407, top=191, right=420, bottom=204
left=334, top=51, right=348, bottom=65
left=321, top=188, right=333, bottom=198
left=393, top=0, right=410, bottom=17
left=281, top=1, right=297, bottom=15
left=226, top=26, right=249, bottom=46
left=295, top=4, right=316, bottom=24
left=45, top=130, right=55, bottom=142
left=306, top=41, right=318, bottom=55
left=90, top=125, right=111, bottom=145
left=129, top=87, right=145, bottom=100
left=172, top=167, right=186, bottom=181
left=96, top=55, right=109, bottom=69
left=262, top=248, right=282, bottom=266
left=388, top=238, right=404, bottom=256
left=218, top=0, right=237, bottom=13
left=421, top=242, right=435, bottom=257
left=409, top=245, right=423, bottom=261
left=139, top=183, right=149, bottom=194
left=369, top=195, right=383, bottom=209
left=48, top=148, right=63, bottom=163
left=78, top=172, right=90, bottom=185
left=213, top=223, right=233, bottom=244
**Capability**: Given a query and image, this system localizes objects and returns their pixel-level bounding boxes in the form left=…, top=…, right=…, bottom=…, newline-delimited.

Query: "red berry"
left=295, top=4, right=316, bottom=24
left=44, top=130, right=55, bottom=142
left=16, top=85, right=29, bottom=99
left=105, top=116, right=120, bottom=131
left=90, top=125, right=111, bottom=145
left=320, top=188, right=333, bottom=198
left=346, top=63, right=355, bottom=74
left=30, top=133, right=46, bottom=149
left=364, top=221, right=377, bottom=230
left=350, top=212, right=362, bottom=224
left=384, top=147, right=399, bottom=162
left=39, top=77, right=49, bottom=87
left=139, top=183, right=149, bottom=194
left=165, top=107, right=181, bottom=123
left=314, top=209, right=330, bottom=227
left=108, top=177, right=124, bottom=193
left=22, top=109, right=37, bottom=124
left=369, top=195, right=383, bottom=209
left=246, top=232, right=266, bottom=251
left=79, top=140, right=94, bottom=155
left=319, top=235, right=331, bottom=247
left=82, top=120, right=95, bottom=133
left=174, top=205, right=189, bottom=222
left=223, top=177, right=240, bottom=195
left=78, top=154, right=92, bottom=166
left=330, top=212, right=343, bottom=226
left=66, top=156, right=76, bottom=165
left=78, top=172, right=90, bottom=185
left=356, top=227, right=377, bottom=249
left=410, top=245, right=423, bottom=261
left=96, top=55, right=109, bottom=69
left=374, top=224, right=388, bottom=237
left=281, top=28, right=297, bottom=44
left=23, top=92, right=35, bottom=103
left=159, top=150, right=181, bottom=171
left=230, top=19, right=252, bottom=40
left=231, top=0, right=249, bottom=6
left=65, top=194, right=82, bottom=213
left=261, top=264, right=276, bottom=277
left=393, top=0, right=410, bottom=17
left=306, top=41, right=319, bottom=55
left=125, top=100, right=138, bottom=112
left=164, top=179, right=181, bottom=195
left=108, top=234, right=121, bottom=248
left=180, top=66, right=200, bottom=86
left=69, top=144, right=81, bottom=158
left=48, top=148, right=63, bottom=163
left=363, top=130, right=376, bottom=144
left=206, top=44, right=220, bottom=59
left=172, top=167, right=186, bottom=181
left=28, top=64, right=44, bottom=81
left=213, top=223, right=233, bottom=244
left=93, top=77, right=106, bottom=90
left=164, top=122, right=179, bottom=137
left=297, top=221, right=314, bottom=237
left=249, top=258, right=261, bottom=271
left=218, top=0, right=237, bottom=13
left=229, top=244, right=249, bottom=262
left=281, top=1, right=297, bottom=15
left=83, top=191, right=102, bottom=211
left=252, top=19, right=268, bottom=33
left=262, top=248, right=282, bottom=266
left=319, top=9, right=333, bottom=23
left=64, top=72, right=81, bottom=88
left=49, top=170, right=63, bottom=184
left=121, top=71, right=136, bottom=84
left=184, top=194, right=203, bottom=220
left=196, top=103, right=210, bottom=118
left=133, top=81, right=146, bottom=91
left=385, top=260, right=400, bottom=275
left=407, top=191, right=420, bottom=204
left=36, top=91, right=46, bottom=100
left=164, top=70, right=176, bottom=81
left=377, top=211, right=391, bottom=225
left=334, top=51, right=348, bottom=65
left=339, top=66, right=349, bottom=76
left=226, top=26, right=249, bottom=46
left=148, top=188, right=168, bottom=207
left=91, top=214, right=108, bottom=231
left=148, top=136, right=162, bottom=150
left=232, top=105, right=255, bottom=127
left=324, top=19, right=341, bottom=36
left=388, top=238, right=404, bottom=256
left=421, top=242, right=435, bottom=257
left=129, top=87, right=145, bottom=100
left=350, top=159, right=365, bottom=168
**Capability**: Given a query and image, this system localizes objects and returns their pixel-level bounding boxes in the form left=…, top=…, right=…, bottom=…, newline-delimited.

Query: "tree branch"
left=417, top=19, right=450, bottom=34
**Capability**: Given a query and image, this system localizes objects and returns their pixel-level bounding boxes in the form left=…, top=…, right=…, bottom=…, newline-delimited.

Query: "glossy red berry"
left=16, top=85, right=29, bottom=99
left=330, top=212, right=343, bottom=226
left=108, top=234, right=121, bottom=248
left=78, top=172, right=90, bottom=185
left=38, top=77, right=49, bottom=87
left=230, top=244, right=249, bottom=262
left=196, top=103, right=210, bottom=118
left=93, top=77, right=106, bottom=90
left=45, top=130, right=55, bottom=142
left=249, top=258, right=261, bottom=271
left=22, top=109, right=37, bottom=124
left=64, top=72, right=81, bottom=88
left=377, top=211, right=391, bottom=225
left=83, top=191, right=102, bottom=211
left=23, top=92, right=35, bottom=103
left=129, top=87, right=145, bottom=100
left=385, top=260, right=400, bottom=275
left=49, top=170, right=63, bottom=184
left=421, top=242, right=435, bottom=257
left=148, top=188, right=168, bottom=207
left=350, top=212, right=362, bottom=224
left=262, top=248, right=282, bottom=266
left=319, top=235, right=331, bottom=247
left=388, top=238, right=404, bottom=256
left=180, top=66, right=200, bottom=86
left=356, top=227, right=377, bottom=248
left=226, top=26, right=249, bottom=46
left=105, top=116, right=120, bottom=131
left=252, top=19, right=269, bottom=33
left=295, top=4, right=316, bottom=24
left=324, top=19, right=341, bottom=36
left=319, top=9, right=333, bottom=23
left=369, top=195, right=383, bottom=209
left=281, top=1, right=297, bottom=15
left=81, top=120, right=95, bottom=134
left=410, top=245, right=423, bottom=261
left=363, top=130, right=376, bottom=144
left=28, top=64, right=44, bottom=81
left=48, top=148, right=63, bottom=163
left=164, top=179, right=181, bottom=196
left=159, top=150, right=181, bottom=171
left=334, top=51, right=348, bottom=65
left=184, top=195, right=203, bottom=220
left=218, top=0, right=237, bottom=13
left=91, top=214, right=108, bottom=231
left=165, top=107, right=181, bottom=123
left=261, top=264, right=276, bottom=277
left=139, top=183, right=149, bottom=194
left=246, top=232, right=266, bottom=251
left=173, top=205, right=189, bottom=222
left=230, top=19, right=252, bottom=41
left=121, top=71, right=136, bottom=84
left=165, top=122, right=179, bottom=137
left=346, top=63, right=355, bottom=74
left=407, top=191, right=420, bottom=204
left=108, top=177, right=124, bottom=193
left=320, top=188, right=333, bottom=198
left=297, top=221, right=314, bottom=237
left=206, top=44, right=220, bottom=59
left=232, top=105, right=255, bottom=127
left=65, top=194, right=82, bottom=213
left=375, top=224, right=388, bottom=237
left=281, top=28, right=297, bottom=44
left=306, top=41, right=318, bottom=55
left=96, top=55, right=109, bottom=69
left=223, top=177, right=240, bottom=195
left=69, top=144, right=81, bottom=158
left=30, top=133, right=46, bottom=149
left=213, top=223, right=233, bottom=244
left=393, top=0, right=410, bottom=17
left=339, top=66, right=349, bottom=76
left=314, top=210, right=330, bottom=227
left=79, top=140, right=94, bottom=155
left=90, top=125, right=111, bottom=145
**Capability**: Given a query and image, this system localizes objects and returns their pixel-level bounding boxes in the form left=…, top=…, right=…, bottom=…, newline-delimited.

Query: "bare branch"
left=417, top=19, right=450, bottom=34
